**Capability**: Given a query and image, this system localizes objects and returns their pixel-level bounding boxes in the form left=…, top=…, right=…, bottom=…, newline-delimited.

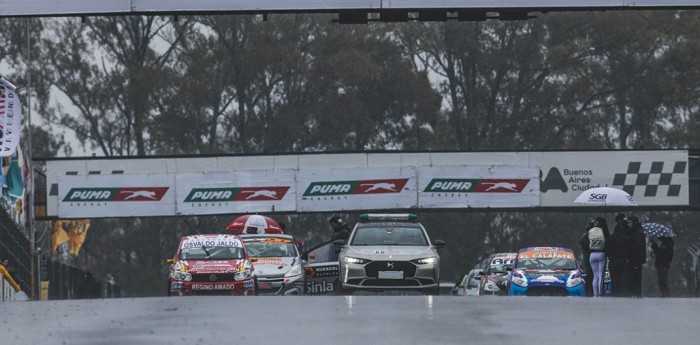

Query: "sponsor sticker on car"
left=518, top=249, right=574, bottom=260
left=304, top=263, right=339, bottom=295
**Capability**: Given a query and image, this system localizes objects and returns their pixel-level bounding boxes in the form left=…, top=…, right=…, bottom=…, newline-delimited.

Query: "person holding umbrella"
left=643, top=222, right=677, bottom=297
left=650, top=237, right=674, bottom=297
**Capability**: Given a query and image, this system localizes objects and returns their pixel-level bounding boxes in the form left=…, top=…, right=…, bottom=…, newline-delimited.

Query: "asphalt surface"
left=2, top=295, right=699, bottom=345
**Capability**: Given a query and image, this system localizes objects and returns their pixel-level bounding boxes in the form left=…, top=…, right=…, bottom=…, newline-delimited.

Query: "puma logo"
left=483, top=182, right=518, bottom=191
left=120, top=190, right=157, bottom=199
left=241, top=190, right=278, bottom=199
left=360, top=183, right=397, bottom=192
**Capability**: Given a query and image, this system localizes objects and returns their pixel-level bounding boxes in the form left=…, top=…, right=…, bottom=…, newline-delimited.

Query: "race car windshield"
left=244, top=241, right=298, bottom=258
left=351, top=226, right=427, bottom=246
left=488, top=256, right=515, bottom=273
left=179, top=246, right=245, bottom=260
left=487, top=264, right=512, bottom=274
left=515, top=257, right=576, bottom=270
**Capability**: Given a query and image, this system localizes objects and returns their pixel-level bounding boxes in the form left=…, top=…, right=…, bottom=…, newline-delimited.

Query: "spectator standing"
left=627, top=216, right=647, bottom=297
left=1, top=258, right=16, bottom=280
left=607, top=213, right=633, bottom=297
left=579, top=218, right=595, bottom=297
left=595, top=216, right=612, bottom=240
left=588, top=217, right=610, bottom=297
left=650, top=237, right=674, bottom=297
left=329, top=215, right=351, bottom=242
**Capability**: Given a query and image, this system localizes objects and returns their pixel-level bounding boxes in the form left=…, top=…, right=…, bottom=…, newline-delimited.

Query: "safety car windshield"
left=350, top=226, right=427, bottom=246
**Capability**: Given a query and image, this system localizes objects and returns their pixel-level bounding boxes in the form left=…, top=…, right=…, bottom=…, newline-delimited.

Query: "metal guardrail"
left=1, top=264, right=24, bottom=302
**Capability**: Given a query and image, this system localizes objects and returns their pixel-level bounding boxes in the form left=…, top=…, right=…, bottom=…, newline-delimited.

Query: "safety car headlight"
left=411, top=257, right=438, bottom=265
left=344, top=257, right=368, bottom=264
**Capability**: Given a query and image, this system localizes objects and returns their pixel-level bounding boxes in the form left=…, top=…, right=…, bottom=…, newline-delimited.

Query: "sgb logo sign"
left=590, top=193, right=607, bottom=200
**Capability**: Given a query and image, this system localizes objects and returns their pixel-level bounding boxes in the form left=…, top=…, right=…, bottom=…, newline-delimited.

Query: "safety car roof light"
left=359, top=213, right=418, bottom=221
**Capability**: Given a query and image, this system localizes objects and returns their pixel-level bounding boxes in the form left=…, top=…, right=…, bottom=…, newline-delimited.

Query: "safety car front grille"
left=362, top=279, right=420, bottom=287
left=364, top=261, right=416, bottom=278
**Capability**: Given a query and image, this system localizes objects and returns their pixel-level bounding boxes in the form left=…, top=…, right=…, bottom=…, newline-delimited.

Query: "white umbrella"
left=574, top=187, right=638, bottom=206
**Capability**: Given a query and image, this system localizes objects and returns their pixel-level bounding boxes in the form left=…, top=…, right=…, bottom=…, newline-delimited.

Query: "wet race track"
left=2, top=295, right=699, bottom=345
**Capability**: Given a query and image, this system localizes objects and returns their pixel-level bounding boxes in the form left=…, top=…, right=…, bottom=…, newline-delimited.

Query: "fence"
left=0, top=206, right=31, bottom=298
left=45, top=259, right=122, bottom=299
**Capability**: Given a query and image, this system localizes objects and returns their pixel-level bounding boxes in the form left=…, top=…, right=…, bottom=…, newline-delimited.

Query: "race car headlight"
left=411, top=257, right=438, bottom=265
left=511, top=270, right=528, bottom=287
left=234, top=268, right=253, bottom=281
left=567, top=271, right=583, bottom=288
left=484, top=281, right=500, bottom=292
left=285, top=264, right=303, bottom=277
left=172, top=271, right=192, bottom=282
left=344, top=257, right=368, bottom=264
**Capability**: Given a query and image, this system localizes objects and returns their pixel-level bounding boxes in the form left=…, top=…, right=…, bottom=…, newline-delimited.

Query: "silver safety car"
left=337, top=214, right=446, bottom=295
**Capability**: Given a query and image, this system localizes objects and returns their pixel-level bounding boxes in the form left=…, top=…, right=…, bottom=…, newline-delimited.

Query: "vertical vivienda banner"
left=0, top=78, right=21, bottom=157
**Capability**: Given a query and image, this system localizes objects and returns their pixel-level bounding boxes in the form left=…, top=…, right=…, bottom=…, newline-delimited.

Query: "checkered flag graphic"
left=612, top=161, right=686, bottom=197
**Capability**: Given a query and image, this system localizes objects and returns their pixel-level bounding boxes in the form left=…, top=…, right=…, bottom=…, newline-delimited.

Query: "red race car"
left=167, top=234, right=257, bottom=296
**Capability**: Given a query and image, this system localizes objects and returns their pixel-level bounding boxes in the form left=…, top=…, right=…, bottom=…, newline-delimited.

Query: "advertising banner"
left=176, top=170, right=296, bottom=215
left=303, top=262, right=340, bottom=296
left=296, top=167, right=417, bottom=212
left=45, top=150, right=691, bottom=218
left=58, top=174, right=175, bottom=218
left=534, top=151, right=688, bottom=207
left=418, top=165, right=540, bottom=208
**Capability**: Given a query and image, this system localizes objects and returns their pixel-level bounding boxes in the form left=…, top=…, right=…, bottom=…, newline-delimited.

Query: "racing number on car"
left=492, top=258, right=514, bottom=265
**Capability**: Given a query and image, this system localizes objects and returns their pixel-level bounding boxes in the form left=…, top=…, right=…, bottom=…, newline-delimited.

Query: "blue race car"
left=507, top=246, right=585, bottom=297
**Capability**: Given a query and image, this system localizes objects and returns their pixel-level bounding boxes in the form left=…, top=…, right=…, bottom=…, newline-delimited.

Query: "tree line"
left=1, top=11, right=699, bottom=296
